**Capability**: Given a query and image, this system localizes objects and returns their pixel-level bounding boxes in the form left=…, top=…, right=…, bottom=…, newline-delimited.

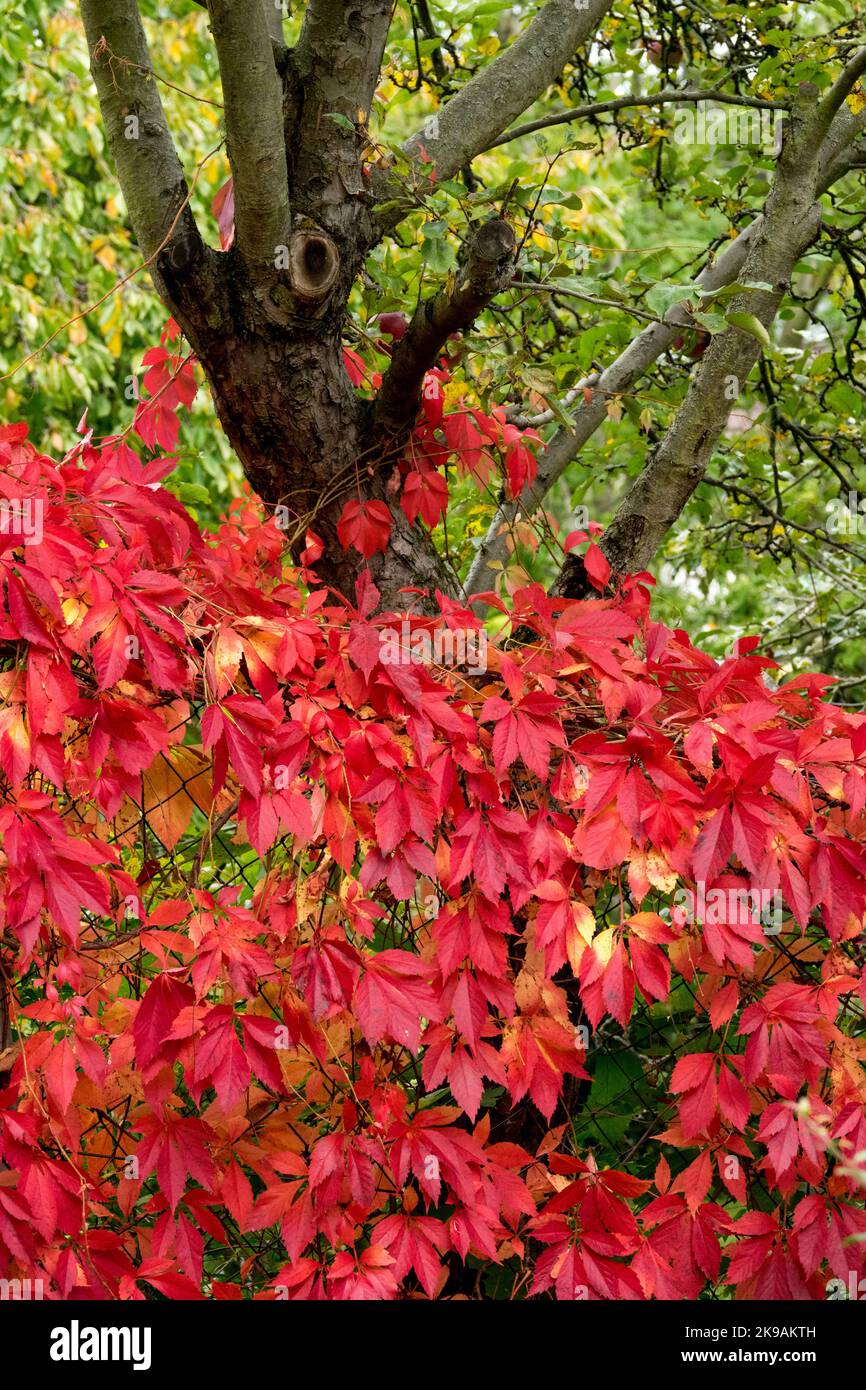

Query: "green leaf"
left=700, top=279, right=773, bottom=304
left=325, top=112, right=356, bottom=132
left=645, top=281, right=696, bottom=318
left=693, top=310, right=727, bottom=333
left=725, top=310, right=771, bottom=348
left=421, top=221, right=455, bottom=274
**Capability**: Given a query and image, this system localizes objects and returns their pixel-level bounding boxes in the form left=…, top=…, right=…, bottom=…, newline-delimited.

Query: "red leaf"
left=401, top=468, right=449, bottom=528
left=355, top=950, right=441, bottom=1052
left=212, top=177, right=235, bottom=251
left=337, top=499, right=394, bottom=557
left=584, top=542, right=611, bottom=592
left=44, top=1038, right=77, bottom=1115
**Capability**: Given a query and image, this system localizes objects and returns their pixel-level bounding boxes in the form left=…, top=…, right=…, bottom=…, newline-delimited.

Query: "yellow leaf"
left=566, top=901, right=596, bottom=973
left=591, top=925, right=617, bottom=967
left=645, top=848, right=678, bottom=894
left=141, top=744, right=214, bottom=851
left=216, top=622, right=245, bottom=685
left=61, top=595, right=87, bottom=625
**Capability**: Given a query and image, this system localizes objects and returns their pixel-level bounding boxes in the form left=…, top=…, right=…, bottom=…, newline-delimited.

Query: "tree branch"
left=191, top=0, right=287, bottom=60
left=79, top=0, right=202, bottom=265
left=206, top=0, right=290, bottom=273
left=484, top=87, right=787, bottom=152
left=374, top=219, right=517, bottom=434
left=262, top=0, right=285, bottom=46
left=817, top=105, right=866, bottom=192
left=295, top=0, right=393, bottom=118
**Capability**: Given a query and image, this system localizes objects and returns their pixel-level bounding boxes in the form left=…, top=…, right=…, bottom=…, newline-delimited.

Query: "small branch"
left=206, top=0, right=290, bottom=273
left=374, top=219, right=517, bottom=434
left=707, top=474, right=866, bottom=563
left=506, top=378, right=593, bottom=428
left=511, top=279, right=660, bottom=326
left=484, top=87, right=788, bottom=152
left=79, top=927, right=143, bottom=953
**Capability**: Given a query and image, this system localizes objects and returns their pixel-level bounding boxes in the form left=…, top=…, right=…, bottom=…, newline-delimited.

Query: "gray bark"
left=402, top=0, right=614, bottom=177
left=206, top=0, right=291, bottom=274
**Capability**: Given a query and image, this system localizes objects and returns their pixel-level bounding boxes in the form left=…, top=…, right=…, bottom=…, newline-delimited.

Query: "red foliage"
left=0, top=345, right=865, bottom=1302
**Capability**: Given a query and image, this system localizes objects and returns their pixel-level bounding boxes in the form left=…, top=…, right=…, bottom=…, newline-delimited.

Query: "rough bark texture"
left=375, top=219, right=517, bottom=434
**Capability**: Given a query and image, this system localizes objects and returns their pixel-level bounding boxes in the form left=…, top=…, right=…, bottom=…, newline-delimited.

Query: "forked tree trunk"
left=79, top=0, right=865, bottom=608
